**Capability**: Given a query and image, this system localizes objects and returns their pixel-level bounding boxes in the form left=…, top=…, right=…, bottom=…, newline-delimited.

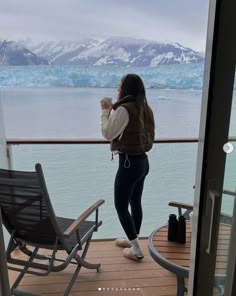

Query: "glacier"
left=0, top=63, right=204, bottom=89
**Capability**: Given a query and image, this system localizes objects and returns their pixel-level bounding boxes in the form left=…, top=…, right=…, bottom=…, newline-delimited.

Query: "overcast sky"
left=1, top=0, right=209, bottom=52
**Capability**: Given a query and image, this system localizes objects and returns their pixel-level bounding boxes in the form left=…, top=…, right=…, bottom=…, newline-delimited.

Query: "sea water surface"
left=0, top=87, right=202, bottom=239
left=0, top=64, right=235, bottom=239
left=1, top=87, right=201, bottom=139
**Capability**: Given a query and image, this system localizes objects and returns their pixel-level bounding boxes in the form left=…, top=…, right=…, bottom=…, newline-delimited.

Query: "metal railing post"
left=6, top=144, right=13, bottom=170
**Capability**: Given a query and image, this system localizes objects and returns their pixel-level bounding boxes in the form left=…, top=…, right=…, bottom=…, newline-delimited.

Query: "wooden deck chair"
left=169, top=197, right=233, bottom=225
left=0, top=163, right=105, bottom=296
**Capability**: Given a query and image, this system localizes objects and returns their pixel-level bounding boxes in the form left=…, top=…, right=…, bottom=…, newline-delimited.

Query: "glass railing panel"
left=10, top=143, right=198, bottom=239
left=222, top=83, right=236, bottom=214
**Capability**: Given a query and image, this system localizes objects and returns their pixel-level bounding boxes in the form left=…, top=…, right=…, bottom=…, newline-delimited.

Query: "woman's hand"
left=100, top=98, right=113, bottom=110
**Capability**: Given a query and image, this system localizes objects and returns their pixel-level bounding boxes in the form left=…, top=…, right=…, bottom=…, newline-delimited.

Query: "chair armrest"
left=168, top=201, right=193, bottom=219
left=169, top=201, right=233, bottom=224
left=169, top=201, right=193, bottom=211
left=63, top=199, right=105, bottom=237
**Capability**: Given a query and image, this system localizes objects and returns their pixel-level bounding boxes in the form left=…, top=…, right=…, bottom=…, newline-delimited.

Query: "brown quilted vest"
left=111, top=96, right=155, bottom=154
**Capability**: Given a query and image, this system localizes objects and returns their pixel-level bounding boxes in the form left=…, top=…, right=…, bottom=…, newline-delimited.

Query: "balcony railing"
left=6, top=137, right=200, bottom=144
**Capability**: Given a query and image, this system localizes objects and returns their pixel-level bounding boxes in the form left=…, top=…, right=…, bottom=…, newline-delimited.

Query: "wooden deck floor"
left=9, top=238, right=177, bottom=296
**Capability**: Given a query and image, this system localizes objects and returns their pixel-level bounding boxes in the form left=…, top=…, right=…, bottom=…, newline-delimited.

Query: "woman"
left=100, top=74, right=155, bottom=261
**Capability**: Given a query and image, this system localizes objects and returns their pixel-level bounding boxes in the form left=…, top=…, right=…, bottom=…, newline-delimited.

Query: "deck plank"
left=9, top=238, right=178, bottom=296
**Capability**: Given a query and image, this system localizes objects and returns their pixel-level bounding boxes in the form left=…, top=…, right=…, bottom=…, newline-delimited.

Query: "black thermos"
left=176, top=215, right=186, bottom=244
left=168, top=214, right=178, bottom=241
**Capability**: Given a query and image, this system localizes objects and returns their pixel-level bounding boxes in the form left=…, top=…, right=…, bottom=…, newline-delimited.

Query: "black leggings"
left=114, top=153, right=149, bottom=241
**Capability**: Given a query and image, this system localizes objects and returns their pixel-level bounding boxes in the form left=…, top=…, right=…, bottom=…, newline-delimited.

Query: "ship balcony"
left=2, top=137, right=236, bottom=296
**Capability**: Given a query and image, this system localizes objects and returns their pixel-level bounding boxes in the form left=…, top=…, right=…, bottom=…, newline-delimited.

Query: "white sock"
left=130, top=238, right=143, bottom=256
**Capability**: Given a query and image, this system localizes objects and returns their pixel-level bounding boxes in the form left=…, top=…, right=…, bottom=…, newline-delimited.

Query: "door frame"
left=188, top=0, right=236, bottom=294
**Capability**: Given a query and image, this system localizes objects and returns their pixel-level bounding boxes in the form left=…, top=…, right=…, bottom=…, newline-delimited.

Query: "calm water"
left=0, top=87, right=235, bottom=239
left=1, top=87, right=201, bottom=138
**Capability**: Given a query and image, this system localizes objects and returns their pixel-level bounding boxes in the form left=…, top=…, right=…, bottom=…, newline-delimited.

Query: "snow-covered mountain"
left=19, top=37, right=204, bottom=67
left=0, top=40, right=50, bottom=66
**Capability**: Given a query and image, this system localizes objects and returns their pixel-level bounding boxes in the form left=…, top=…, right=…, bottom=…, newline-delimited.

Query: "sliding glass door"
left=188, top=0, right=236, bottom=295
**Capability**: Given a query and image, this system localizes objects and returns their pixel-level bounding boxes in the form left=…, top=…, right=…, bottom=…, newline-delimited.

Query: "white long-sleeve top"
left=101, top=106, right=129, bottom=140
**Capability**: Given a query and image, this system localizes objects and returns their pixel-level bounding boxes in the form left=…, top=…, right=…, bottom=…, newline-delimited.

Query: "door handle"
left=206, top=190, right=220, bottom=254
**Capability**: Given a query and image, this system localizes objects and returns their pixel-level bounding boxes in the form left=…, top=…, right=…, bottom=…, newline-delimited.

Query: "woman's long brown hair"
left=118, top=74, right=155, bottom=128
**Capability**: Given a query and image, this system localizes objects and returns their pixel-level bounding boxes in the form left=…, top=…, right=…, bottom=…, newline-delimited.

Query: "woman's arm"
left=101, top=106, right=129, bottom=140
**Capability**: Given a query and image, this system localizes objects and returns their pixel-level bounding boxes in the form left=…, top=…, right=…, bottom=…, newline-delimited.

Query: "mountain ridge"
left=0, top=40, right=50, bottom=66
left=1, top=37, right=204, bottom=66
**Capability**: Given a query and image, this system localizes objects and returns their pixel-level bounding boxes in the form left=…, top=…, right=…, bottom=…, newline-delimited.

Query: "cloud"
left=0, top=0, right=209, bottom=51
